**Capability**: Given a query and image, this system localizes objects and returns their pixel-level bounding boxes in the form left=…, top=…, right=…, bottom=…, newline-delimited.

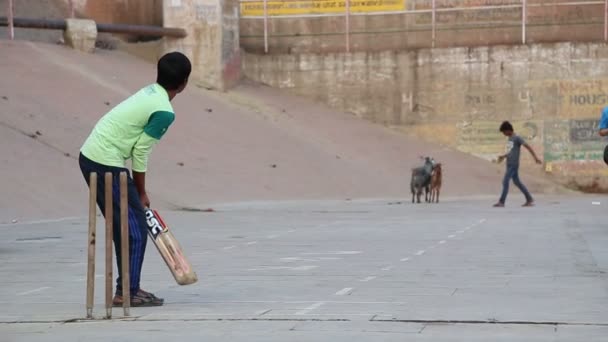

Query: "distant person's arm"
left=497, top=148, right=510, bottom=159
left=523, top=143, right=542, bottom=164
left=496, top=141, right=512, bottom=161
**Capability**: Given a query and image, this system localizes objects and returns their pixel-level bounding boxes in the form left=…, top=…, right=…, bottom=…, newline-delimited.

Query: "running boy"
left=78, top=52, right=191, bottom=307
left=493, top=121, right=542, bottom=208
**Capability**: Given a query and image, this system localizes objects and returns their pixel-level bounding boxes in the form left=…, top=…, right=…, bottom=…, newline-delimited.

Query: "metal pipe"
left=96, top=22, right=186, bottom=38
left=0, top=17, right=66, bottom=30
left=263, top=0, right=268, bottom=53
left=0, top=17, right=187, bottom=38
left=522, top=0, right=527, bottom=44
left=346, top=0, right=351, bottom=52
left=8, top=0, right=14, bottom=40
left=431, top=0, right=436, bottom=48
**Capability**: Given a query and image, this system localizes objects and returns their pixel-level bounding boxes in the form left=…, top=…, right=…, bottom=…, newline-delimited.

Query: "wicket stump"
left=86, top=171, right=130, bottom=319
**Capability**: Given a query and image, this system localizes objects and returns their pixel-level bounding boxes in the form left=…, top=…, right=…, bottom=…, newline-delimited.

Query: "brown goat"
left=430, top=163, right=442, bottom=203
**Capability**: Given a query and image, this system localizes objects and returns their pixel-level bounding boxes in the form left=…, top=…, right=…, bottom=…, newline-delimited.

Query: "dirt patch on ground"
left=565, top=177, right=606, bottom=193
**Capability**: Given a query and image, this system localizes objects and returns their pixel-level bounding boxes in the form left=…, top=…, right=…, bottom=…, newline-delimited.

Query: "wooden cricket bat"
left=145, top=208, right=198, bottom=285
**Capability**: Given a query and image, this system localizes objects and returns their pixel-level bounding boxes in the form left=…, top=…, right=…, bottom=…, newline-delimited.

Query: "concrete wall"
left=242, top=42, right=608, bottom=191
left=240, top=0, right=604, bottom=53
left=62, top=0, right=163, bottom=27
left=162, top=0, right=241, bottom=91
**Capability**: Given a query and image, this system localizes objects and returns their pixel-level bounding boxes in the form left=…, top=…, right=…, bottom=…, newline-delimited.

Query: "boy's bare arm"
left=133, top=171, right=151, bottom=208
left=599, top=128, right=608, bottom=136
left=524, top=143, right=542, bottom=164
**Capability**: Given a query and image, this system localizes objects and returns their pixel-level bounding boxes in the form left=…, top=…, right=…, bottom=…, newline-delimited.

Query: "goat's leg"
left=436, top=188, right=440, bottom=203
left=411, top=181, right=416, bottom=204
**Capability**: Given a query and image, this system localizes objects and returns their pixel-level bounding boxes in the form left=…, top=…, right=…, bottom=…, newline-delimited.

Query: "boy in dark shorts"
left=493, top=121, right=542, bottom=208
left=79, top=52, right=191, bottom=306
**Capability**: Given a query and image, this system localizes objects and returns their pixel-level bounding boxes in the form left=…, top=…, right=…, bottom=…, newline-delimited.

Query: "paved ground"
left=1, top=195, right=608, bottom=341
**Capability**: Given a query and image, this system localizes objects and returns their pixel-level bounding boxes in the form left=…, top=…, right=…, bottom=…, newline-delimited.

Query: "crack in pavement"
left=2, top=317, right=607, bottom=327
left=0, top=317, right=351, bottom=324
left=371, top=318, right=608, bottom=327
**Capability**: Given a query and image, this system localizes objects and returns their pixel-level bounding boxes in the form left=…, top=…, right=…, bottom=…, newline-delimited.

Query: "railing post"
left=604, top=0, right=607, bottom=42
left=263, top=0, right=268, bottom=53
left=431, top=0, right=436, bottom=48
left=346, top=0, right=351, bottom=52
left=521, top=0, right=527, bottom=44
left=69, top=0, right=75, bottom=18
left=8, top=0, right=14, bottom=40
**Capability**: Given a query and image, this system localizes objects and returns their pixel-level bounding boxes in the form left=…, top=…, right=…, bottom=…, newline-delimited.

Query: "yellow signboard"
left=240, top=0, right=405, bottom=17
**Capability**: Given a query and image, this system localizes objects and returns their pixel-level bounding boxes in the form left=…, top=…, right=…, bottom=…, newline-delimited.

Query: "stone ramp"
left=0, top=40, right=561, bottom=223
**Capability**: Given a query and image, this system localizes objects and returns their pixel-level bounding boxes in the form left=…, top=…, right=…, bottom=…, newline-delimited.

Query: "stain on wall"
left=456, top=120, right=543, bottom=166
left=544, top=118, right=604, bottom=169
left=163, top=0, right=241, bottom=91
left=411, top=0, right=522, bottom=26
left=243, top=42, right=608, bottom=191
left=68, top=0, right=163, bottom=27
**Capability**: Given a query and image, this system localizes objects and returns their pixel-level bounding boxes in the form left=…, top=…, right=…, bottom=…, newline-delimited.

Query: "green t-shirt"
left=81, top=83, right=175, bottom=172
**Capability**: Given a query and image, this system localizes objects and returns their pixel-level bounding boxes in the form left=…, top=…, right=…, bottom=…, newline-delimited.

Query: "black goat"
left=410, top=157, right=434, bottom=203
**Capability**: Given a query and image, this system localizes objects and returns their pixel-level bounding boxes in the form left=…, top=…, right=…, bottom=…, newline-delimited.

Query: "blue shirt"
left=599, top=107, right=608, bottom=130
left=505, top=135, right=525, bottom=167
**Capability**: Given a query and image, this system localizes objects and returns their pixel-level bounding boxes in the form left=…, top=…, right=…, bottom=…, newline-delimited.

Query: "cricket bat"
left=145, top=208, right=198, bottom=285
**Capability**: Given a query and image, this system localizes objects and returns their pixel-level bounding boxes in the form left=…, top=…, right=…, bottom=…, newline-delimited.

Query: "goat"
left=410, top=157, right=434, bottom=203
left=410, top=168, right=426, bottom=203
left=430, top=163, right=442, bottom=203
left=422, top=157, right=435, bottom=203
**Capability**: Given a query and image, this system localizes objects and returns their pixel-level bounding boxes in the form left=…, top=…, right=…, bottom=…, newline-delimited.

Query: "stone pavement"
left=1, top=195, right=608, bottom=341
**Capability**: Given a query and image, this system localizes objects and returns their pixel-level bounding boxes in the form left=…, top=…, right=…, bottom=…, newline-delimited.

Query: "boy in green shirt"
left=79, top=52, right=191, bottom=306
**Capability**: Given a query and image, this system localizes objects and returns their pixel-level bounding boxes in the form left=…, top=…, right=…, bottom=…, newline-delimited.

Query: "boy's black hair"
left=156, top=52, right=192, bottom=91
left=499, top=121, right=514, bottom=132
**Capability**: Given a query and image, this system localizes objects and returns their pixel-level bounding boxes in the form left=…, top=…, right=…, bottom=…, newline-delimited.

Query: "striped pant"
left=79, top=152, right=148, bottom=293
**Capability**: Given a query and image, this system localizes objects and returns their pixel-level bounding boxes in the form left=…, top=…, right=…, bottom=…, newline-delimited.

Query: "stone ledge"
left=63, top=19, right=98, bottom=53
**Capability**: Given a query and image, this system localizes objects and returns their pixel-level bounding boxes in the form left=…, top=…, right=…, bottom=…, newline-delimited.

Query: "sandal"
left=113, top=289, right=164, bottom=307
left=137, top=288, right=164, bottom=303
